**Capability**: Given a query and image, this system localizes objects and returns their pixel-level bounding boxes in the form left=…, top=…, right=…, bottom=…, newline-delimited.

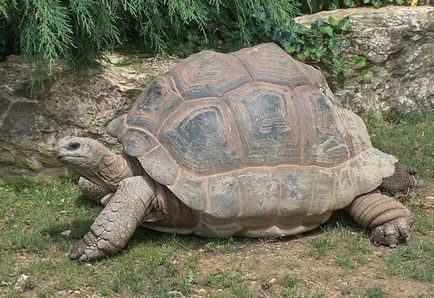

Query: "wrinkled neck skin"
left=81, top=149, right=143, bottom=192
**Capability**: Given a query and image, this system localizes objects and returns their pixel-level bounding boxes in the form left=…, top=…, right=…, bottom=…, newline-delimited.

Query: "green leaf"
left=338, top=16, right=352, bottom=31
left=360, top=69, right=372, bottom=80
left=328, top=37, right=341, bottom=55
left=328, top=16, right=339, bottom=26
left=284, top=45, right=296, bottom=53
left=354, top=56, right=367, bottom=68
left=343, top=0, right=356, bottom=7
left=320, top=25, right=334, bottom=37
left=371, top=0, right=383, bottom=7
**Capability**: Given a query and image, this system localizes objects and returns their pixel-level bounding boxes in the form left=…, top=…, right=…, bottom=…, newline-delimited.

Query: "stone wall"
left=0, top=55, right=179, bottom=177
left=296, top=6, right=434, bottom=113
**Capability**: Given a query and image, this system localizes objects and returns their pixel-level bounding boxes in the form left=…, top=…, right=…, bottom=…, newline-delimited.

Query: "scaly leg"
left=346, top=191, right=413, bottom=247
left=78, top=177, right=112, bottom=205
left=70, top=175, right=158, bottom=261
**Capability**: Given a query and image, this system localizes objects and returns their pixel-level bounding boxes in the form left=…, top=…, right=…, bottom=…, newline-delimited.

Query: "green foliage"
left=21, top=0, right=74, bottom=78
left=0, top=0, right=355, bottom=79
left=265, top=15, right=352, bottom=75
left=0, top=0, right=20, bottom=61
left=0, top=0, right=301, bottom=73
left=354, top=55, right=366, bottom=68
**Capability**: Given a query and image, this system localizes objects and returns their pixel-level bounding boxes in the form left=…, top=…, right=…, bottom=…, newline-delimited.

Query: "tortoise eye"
left=67, top=142, right=81, bottom=150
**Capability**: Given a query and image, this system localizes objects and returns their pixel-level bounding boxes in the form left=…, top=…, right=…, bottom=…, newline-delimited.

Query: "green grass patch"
left=365, top=111, right=434, bottom=179
left=365, top=286, right=385, bottom=298
left=309, top=237, right=335, bottom=259
left=204, top=269, right=249, bottom=297
left=0, top=177, right=202, bottom=297
left=280, top=273, right=298, bottom=289
left=385, top=240, right=434, bottom=282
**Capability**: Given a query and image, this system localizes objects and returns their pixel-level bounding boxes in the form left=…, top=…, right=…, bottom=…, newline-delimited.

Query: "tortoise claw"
left=371, top=217, right=413, bottom=248
left=69, top=232, right=107, bottom=261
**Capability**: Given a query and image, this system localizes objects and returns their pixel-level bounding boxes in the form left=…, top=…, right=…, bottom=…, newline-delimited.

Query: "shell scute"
left=138, top=146, right=179, bottom=185
left=170, top=51, right=251, bottom=100
left=233, top=43, right=308, bottom=87
left=159, top=101, right=242, bottom=175
left=127, top=75, right=183, bottom=134
left=225, top=82, right=299, bottom=166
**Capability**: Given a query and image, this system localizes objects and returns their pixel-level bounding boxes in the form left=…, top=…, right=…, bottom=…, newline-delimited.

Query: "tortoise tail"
left=380, top=162, right=418, bottom=195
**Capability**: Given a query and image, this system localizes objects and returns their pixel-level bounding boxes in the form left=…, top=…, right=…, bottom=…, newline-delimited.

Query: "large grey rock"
left=296, top=6, right=434, bottom=113
left=0, top=55, right=179, bottom=177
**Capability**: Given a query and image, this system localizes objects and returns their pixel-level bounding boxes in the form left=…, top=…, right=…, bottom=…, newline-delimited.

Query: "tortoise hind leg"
left=70, top=176, right=158, bottom=261
left=346, top=191, right=413, bottom=247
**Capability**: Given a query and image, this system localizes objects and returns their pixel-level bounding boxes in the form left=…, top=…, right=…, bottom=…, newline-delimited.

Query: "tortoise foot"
left=69, top=232, right=107, bottom=261
left=371, top=217, right=413, bottom=248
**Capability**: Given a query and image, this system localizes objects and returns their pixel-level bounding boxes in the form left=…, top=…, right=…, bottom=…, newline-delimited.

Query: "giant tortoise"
left=55, top=43, right=416, bottom=261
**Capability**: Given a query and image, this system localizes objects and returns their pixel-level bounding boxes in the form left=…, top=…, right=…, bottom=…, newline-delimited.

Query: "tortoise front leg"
left=70, top=176, right=157, bottom=261
left=78, top=177, right=112, bottom=205
left=346, top=191, right=413, bottom=247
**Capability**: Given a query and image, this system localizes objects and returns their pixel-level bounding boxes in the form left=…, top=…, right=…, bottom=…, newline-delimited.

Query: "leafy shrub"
left=1, top=0, right=299, bottom=71
left=0, top=0, right=353, bottom=80
left=264, top=15, right=352, bottom=75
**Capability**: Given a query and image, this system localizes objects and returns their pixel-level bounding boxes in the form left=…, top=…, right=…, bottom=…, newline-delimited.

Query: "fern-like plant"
left=0, top=0, right=353, bottom=81
left=2, top=0, right=301, bottom=75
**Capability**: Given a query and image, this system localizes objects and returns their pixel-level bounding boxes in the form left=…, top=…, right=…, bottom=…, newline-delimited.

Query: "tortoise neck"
left=89, top=151, right=144, bottom=192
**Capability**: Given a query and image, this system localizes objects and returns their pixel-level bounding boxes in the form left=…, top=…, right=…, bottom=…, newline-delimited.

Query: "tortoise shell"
left=108, top=43, right=396, bottom=232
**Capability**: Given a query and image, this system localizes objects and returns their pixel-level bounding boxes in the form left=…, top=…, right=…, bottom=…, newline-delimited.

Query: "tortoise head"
left=55, top=137, right=111, bottom=182
left=55, top=136, right=139, bottom=191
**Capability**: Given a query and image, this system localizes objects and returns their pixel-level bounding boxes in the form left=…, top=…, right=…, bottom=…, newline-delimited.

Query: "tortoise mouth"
left=54, top=151, right=88, bottom=165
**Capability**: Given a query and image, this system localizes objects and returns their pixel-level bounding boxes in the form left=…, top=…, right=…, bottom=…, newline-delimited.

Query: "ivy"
left=263, top=16, right=353, bottom=75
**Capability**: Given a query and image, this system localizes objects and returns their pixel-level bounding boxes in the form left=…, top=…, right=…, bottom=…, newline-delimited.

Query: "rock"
left=296, top=6, right=434, bottom=114
left=61, top=229, right=72, bottom=237
left=196, top=288, right=207, bottom=296
left=14, top=274, right=33, bottom=292
left=0, top=54, right=179, bottom=177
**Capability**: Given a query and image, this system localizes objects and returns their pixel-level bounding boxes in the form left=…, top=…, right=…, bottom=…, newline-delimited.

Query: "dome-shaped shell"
left=108, top=43, right=396, bottom=230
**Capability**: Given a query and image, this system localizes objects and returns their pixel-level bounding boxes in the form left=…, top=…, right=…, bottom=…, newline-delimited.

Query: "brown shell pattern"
left=108, top=43, right=397, bottom=219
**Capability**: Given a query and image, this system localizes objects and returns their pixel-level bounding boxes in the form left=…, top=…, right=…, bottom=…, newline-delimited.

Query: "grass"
left=365, top=286, right=385, bottom=298
left=1, top=111, right=433, bottom=297
left=309, top=237, right=335, bottom=259
left=385, top=240, right=434, bottom=282
left=365, top=110, right=434, bottom=179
